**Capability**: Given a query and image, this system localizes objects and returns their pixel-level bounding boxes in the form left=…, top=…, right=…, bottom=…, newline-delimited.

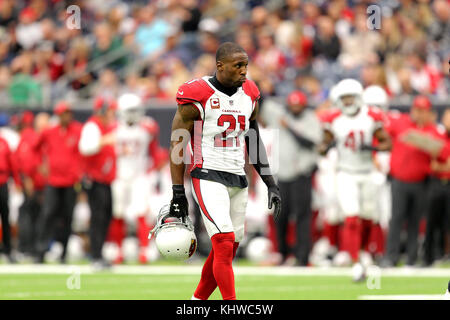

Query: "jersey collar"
left=208, top=74, right=240, bottom=97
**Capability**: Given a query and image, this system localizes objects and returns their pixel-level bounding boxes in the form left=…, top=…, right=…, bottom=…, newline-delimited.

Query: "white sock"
left=191, top=295, right=201, bottom=300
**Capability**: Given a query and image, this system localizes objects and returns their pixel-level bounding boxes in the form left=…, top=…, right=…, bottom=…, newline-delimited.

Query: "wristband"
left=172, top=184, right=185, bottom=195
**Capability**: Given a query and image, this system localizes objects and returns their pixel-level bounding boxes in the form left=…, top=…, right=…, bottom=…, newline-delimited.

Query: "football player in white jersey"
left=169, top=42, right=281, bottom=300
left=108, top=93, right=165, bottom=264
left=320, top=79, right=391, bottom=281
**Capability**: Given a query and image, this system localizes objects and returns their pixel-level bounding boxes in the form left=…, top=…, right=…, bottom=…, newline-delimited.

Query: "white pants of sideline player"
left=190, top=178, right=248, bottom=243
left=336, top=170, right=377, bottom=220
left=112, top=175, right=151, bottom=221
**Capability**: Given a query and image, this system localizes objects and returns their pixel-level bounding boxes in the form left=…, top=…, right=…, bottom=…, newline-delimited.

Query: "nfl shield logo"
left=229, top=100, right=234, bottom=106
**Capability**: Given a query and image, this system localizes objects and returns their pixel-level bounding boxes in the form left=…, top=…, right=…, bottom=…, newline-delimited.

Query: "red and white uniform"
left=177, top=77, right=259, bottom=176
left=176, top=77, right=260, bottom=242
left=323, top=105, right=384, bottom=218
left=15, top=127, right=47, bottom=191
left=112, top=117, right=160, bottom=219
left=79, top=116, right=116, bottom=185
left=35, top=121, right=83, bottom=187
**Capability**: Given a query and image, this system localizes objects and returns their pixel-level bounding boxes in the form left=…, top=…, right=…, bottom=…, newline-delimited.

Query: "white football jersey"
left=115, top=117, right=159, bottom=180
left=323, top=105, right=384, bottom=173
left=176, top=77, right=260, bottom=176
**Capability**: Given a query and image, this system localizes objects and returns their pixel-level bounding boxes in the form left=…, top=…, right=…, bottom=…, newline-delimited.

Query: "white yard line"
left=0, top=265, right=449, bottom=277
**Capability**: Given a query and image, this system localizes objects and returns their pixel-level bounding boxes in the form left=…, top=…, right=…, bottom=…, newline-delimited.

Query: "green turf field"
left=0, top=264, right=448, bottom=300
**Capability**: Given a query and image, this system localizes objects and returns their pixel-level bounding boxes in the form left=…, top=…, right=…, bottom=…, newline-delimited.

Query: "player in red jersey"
left=400, top=107, right=450, bottom=266
left=34, top=102, right=83, bottom=263
left=15, top=111, right=48, bottom=258
left=79, top=97, right=117, bottom=270
left=382, top=95, right=444, bottom=267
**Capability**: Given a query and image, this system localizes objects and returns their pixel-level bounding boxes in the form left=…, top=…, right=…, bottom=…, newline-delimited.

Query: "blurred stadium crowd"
left=0, top=0, right=449, bottom=269
left=0, top=0, right=448, bottom=108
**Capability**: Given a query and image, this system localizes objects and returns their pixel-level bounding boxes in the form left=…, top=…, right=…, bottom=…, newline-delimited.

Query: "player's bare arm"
left=373, top=128, right=392, bottom=151
left=246, top=102, right=281, bottom=221
left=170, top=103, right=199, bottom=184
left=169, top=103, right=200, bottom=217
left=318, top=129, right=335, bottom=155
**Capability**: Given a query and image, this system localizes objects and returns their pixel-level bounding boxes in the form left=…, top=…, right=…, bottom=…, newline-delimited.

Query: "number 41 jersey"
left=176, top=77, right=260, bottom=176
left=322, top=105, right=384, bottom=173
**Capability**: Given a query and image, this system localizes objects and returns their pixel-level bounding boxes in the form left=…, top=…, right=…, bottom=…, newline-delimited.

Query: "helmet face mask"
left=117, top=93, right=144, bottom=125
left=335, top=79, right=364, bottom=116
left=149, top=205, right=197, bottom=261
left=336, top=94, right=363, bottom=116
left=119, top=107, right=144, bottom=125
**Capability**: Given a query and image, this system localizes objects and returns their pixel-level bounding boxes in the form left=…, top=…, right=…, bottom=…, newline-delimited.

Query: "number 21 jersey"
left=176, top=77, right=260, bottom=176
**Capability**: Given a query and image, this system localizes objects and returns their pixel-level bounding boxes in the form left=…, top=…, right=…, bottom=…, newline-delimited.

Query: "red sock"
left=370, top=223, right=385, bottom=255
left=193, top=238, right=239, bottom=300
left=361, top=218, right=373, bottom=251
left=137, top=216, right=151, bottom=248
left=211, top=232, right=236, bottom=300
left=107, top=218, right=125, bottom=247
left=323, top=222, right=340, bottom=247
left=343, top=217, right=362, bottom=262
left=193, top=247, right=217, bottom=300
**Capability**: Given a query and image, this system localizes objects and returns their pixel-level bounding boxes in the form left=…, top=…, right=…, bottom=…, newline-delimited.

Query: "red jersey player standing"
left=34, top=102, right=83, bottom=263
left=382, top=96, right=443, bottom=268
left=79, top=97, right=117, bottom=270
left=15, top=111, right=48, bottom=258
left=169, top=42, right=281, bottom=300
left=395, top=106, right=450, bottom=266
left=320, top=79, right=391, bottom=281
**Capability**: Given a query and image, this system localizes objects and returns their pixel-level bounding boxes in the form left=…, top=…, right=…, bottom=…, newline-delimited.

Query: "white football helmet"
left=245, top=236, right=273, bottom=263
left=363, top=85, right=388, bottom=112
left=335, top=78, right=364, bottom=116
left=149, top=205, right=197, bottom=261
left=117, top=93, right=144, bottom=125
